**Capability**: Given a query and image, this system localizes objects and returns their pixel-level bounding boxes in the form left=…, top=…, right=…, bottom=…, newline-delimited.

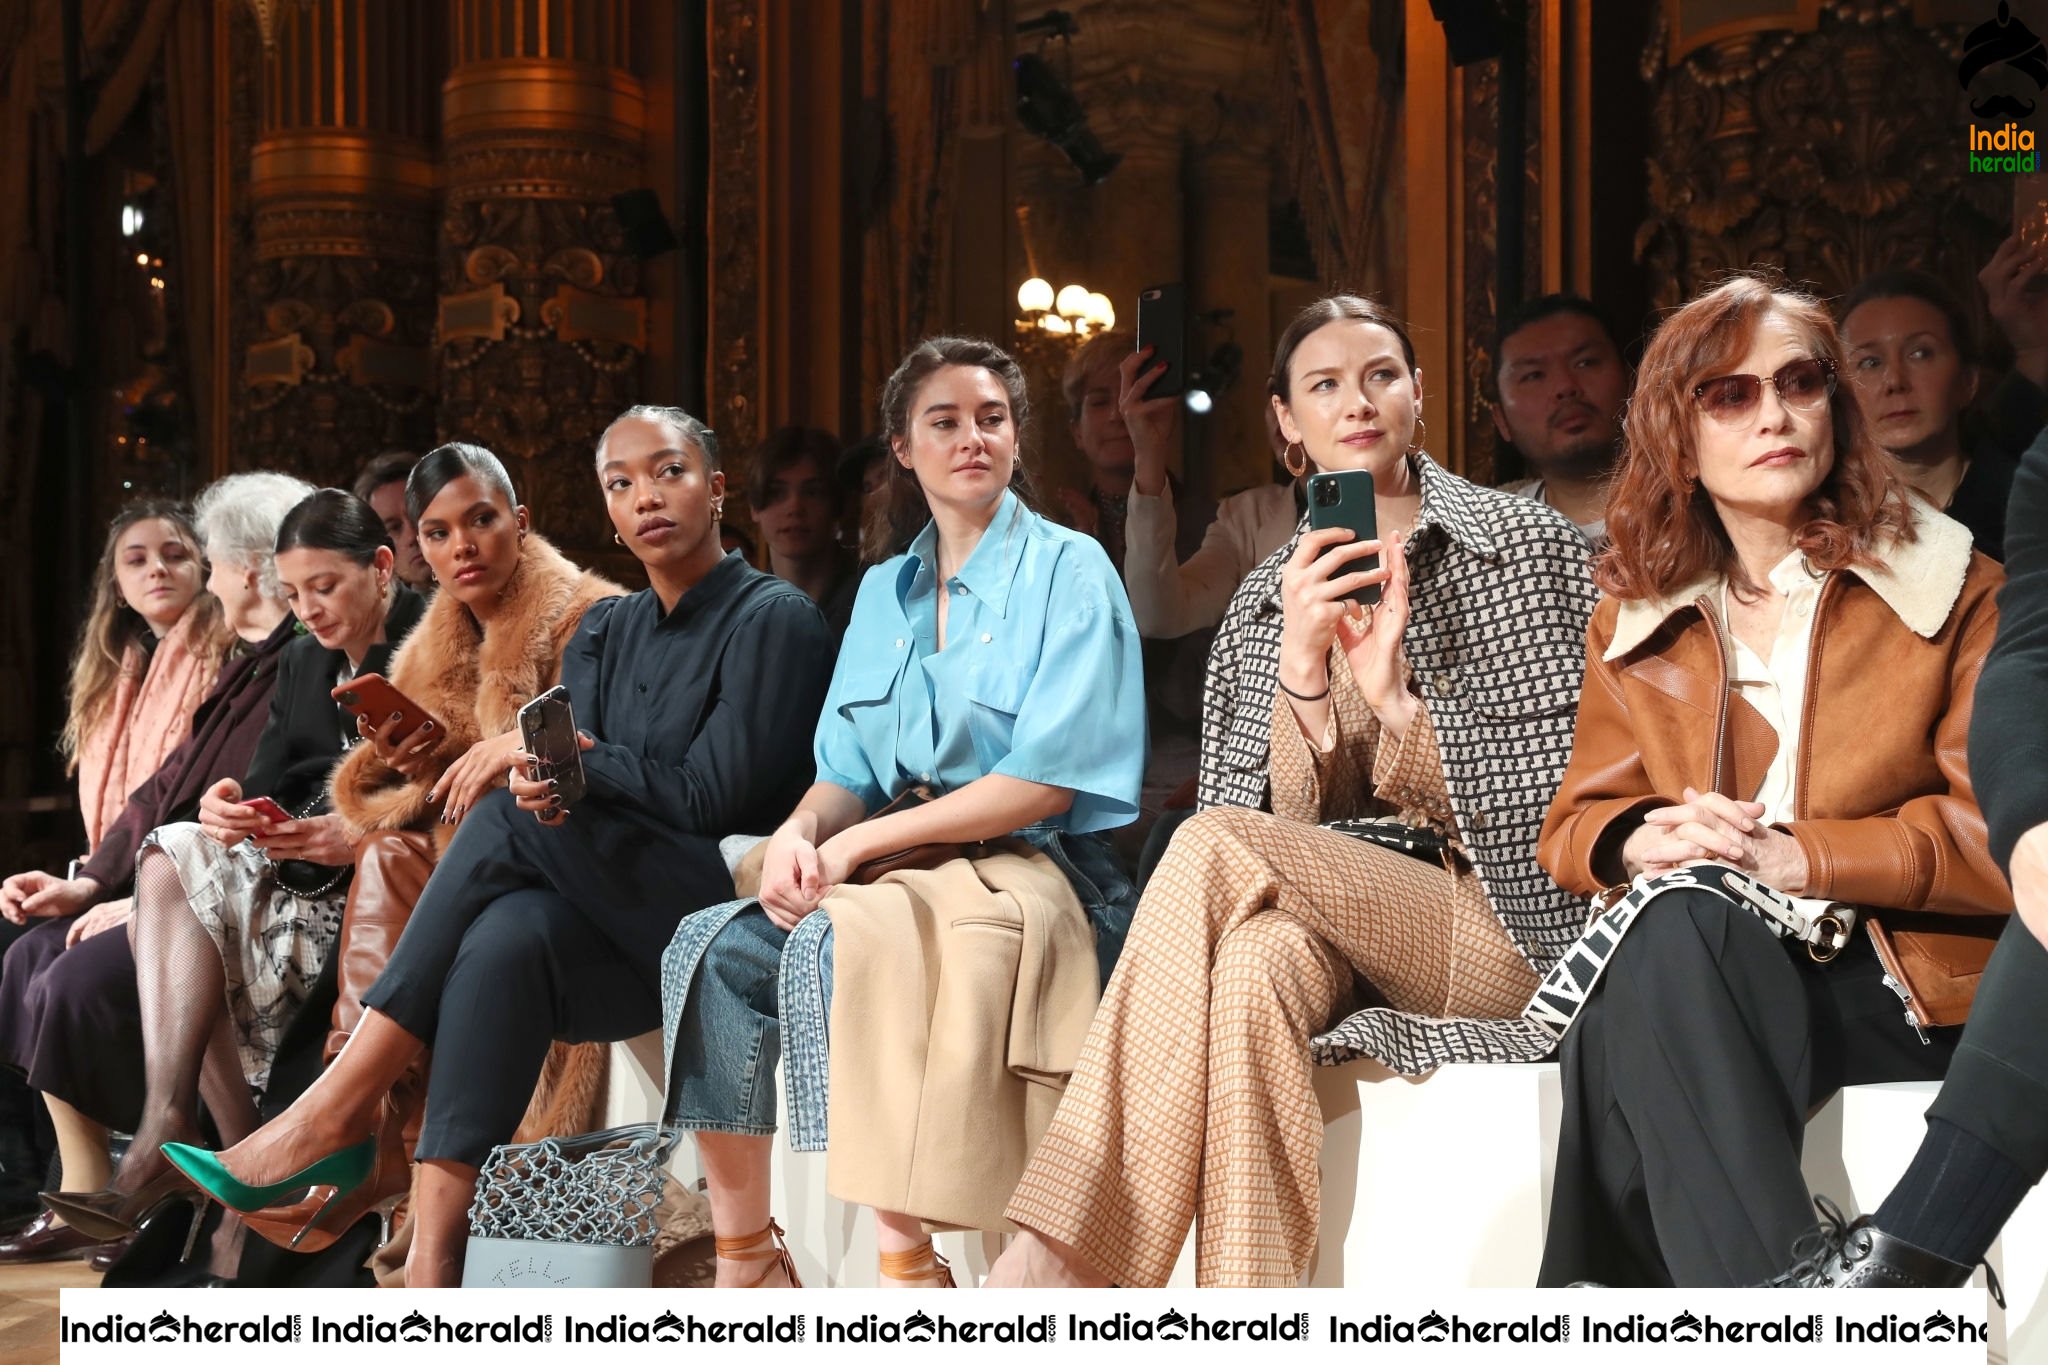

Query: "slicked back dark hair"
left=596, top=404, right=720, bottom=470
left=274, top=488, right=391, bottom=565
left=1269, top=295, right=1418, bottom=402
left=406, top=442, right=518, bottom=525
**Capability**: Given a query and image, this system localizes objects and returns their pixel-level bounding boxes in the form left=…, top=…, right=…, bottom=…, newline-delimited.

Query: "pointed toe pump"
left=162, top=1138, right=376, bottom=1248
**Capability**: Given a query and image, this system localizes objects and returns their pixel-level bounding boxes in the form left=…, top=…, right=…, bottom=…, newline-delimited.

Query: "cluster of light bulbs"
left=1015, top=278, right=1116, bottom=337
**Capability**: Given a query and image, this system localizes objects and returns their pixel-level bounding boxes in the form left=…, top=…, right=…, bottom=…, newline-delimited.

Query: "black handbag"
left=1319, top=816, right=1458, bottom=871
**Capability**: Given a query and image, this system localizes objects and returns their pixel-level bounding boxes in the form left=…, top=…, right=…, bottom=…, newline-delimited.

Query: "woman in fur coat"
left=253, top=442, right=621, bottom=1252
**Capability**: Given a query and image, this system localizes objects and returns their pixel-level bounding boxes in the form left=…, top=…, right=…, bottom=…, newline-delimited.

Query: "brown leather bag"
left=845, top=785, right=978, bottom=884
left=1864, top=912, right=2006, bottom=1031
left=732, top=786, right=976, bottom=900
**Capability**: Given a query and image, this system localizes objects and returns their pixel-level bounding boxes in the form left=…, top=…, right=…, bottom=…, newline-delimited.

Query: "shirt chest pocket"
left=834, top=656, right=908, bottom=776
left=962, top=662, right=1030, bottom=773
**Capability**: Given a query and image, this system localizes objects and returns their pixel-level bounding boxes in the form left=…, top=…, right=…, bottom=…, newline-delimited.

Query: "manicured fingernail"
left=549, top=795, right=562, bottom=807
left=421, top=721, right=434, bottom=731
left=390, top=712, right=402, bottom=722
left=548, top=779, right=560, bottom=791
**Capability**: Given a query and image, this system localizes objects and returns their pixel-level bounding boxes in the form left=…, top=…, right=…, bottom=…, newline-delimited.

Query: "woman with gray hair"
left=0, top=471, right=312, bottom=1266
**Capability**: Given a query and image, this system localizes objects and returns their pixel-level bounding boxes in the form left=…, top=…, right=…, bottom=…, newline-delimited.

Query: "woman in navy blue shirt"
left=163, top=406, right=831, bottom=1286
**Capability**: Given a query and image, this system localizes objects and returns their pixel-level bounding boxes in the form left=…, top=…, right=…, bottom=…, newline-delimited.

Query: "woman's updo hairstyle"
left=1268, top=294, right=1419, bottom=402
left=594, top=404, right=721, bottom=470
left=874, top=336, right=1040, bottom=558
left=274, top=488, right=392, bottom=565
left=406, top=442, right=519, bottom=525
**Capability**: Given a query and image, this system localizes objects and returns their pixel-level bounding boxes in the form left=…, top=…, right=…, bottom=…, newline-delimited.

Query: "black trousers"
left=360, top=790, right=717, bottom=1165
left=1926, top=915, right=2048, bottom=1182
left=1538, top=889, right=1957, bottom=1288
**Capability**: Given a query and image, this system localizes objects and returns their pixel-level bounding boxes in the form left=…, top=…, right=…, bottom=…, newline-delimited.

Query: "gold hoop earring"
left=1406, top=416, right=1428, bottom=456
left=614, top=532, right=623, bottom=546
left=1282, top=441, right=1308, bottom=479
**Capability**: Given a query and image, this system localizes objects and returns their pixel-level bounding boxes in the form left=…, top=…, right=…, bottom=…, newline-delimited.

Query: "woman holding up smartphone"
left=987, top=295, right=1598, bottom=1288
left=163, top=406, right=832, bottom=1287
left=40, top=490, right=423, bottom=1270
left=228, top=443, right=621, bottom=1256
left=662, top=336, right=1145, bottom=1289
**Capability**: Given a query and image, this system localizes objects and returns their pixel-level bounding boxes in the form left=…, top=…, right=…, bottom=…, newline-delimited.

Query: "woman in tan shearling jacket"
left=1534, top=275, right=2011, bottom=1289
left=245, top=443, right=620, bottom=1255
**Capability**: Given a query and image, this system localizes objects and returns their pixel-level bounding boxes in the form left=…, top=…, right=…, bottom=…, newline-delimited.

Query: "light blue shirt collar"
left=898, top=488, right=1028, bottom=619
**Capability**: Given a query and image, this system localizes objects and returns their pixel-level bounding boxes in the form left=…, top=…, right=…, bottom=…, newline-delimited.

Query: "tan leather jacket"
left=1539, top=501, right=2011, bottom=1018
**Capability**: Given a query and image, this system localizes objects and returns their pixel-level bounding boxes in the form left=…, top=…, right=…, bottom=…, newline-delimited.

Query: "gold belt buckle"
left=1807, top=912, right=1846, bottom=963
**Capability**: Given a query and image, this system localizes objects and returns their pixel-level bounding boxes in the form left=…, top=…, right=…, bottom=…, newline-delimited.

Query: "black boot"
left=1763, top=1196, right=1997, bottom=1301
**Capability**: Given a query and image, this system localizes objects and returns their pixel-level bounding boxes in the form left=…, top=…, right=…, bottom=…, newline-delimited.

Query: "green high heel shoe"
left=162, top=1138, right=376, bottom=1247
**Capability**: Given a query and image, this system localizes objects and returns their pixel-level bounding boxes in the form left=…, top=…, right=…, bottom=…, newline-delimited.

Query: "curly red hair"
left=1599, top=274, right=1909, bottom=602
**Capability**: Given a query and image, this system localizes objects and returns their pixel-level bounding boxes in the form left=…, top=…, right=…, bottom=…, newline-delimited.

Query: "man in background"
left=1492, top=295, right=1630, bottom=545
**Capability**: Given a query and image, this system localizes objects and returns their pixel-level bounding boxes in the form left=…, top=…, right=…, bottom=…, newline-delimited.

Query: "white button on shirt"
left=1720, top=550, right=1826, bottom=827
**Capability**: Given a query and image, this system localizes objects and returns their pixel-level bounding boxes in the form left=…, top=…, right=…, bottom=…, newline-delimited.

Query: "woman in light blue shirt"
left=661, top=336, right=1146, bottom=1289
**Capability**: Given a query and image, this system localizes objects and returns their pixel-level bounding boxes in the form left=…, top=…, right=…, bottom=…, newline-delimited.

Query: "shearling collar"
left=1603, top=496, right=1976, bottom=661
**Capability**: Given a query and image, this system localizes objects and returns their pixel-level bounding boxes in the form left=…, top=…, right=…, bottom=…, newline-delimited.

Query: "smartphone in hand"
left=1135, top=282, right=1189, bottom=400
left=1307, top=470, right=1382, bottom=607
left=240, top=795, right=293, bottom=825
left=333, top=673, right=439, bottom=737
left=517, top=685, right=588, bottom=810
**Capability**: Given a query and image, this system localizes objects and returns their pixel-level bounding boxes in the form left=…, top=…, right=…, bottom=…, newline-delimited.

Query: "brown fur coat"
left=329, top=534, right=622, bottom=846
left=328, top=534, right=623, bottom=1150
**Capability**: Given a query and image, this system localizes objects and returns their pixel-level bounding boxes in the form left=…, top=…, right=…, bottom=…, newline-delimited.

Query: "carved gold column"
left=439, top=0, right=646, bottom=564
left=240, top=0, right=439, bottom=485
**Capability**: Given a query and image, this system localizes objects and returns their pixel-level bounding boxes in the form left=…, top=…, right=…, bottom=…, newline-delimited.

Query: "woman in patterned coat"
left=989, top=295, right=1597, bottom=1288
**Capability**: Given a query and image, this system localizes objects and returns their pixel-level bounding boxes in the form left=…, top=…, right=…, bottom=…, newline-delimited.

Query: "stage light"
left=1184, top=388, right=1213, bottom=415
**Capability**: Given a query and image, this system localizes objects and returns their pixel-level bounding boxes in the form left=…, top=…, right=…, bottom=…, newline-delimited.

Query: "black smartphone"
left=517, top=685, right=588, bottom=810
left=1307, top=470, right=1382, bottom=607
left=1135, top=282, right=1188, bottom=400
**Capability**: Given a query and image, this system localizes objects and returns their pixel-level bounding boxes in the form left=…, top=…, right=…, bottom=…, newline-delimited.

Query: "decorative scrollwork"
left=1642, top=8, right=2005, bottom=317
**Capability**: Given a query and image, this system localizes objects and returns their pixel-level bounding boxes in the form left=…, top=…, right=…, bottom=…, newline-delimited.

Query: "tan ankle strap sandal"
left=714, top=1218, right=801, bottom=1288
left=879, top=1240, right=956, bottom=1288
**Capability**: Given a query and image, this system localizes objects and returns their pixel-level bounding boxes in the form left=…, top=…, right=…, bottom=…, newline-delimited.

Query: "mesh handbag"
left=460, top=1124, right=677, bottom=1288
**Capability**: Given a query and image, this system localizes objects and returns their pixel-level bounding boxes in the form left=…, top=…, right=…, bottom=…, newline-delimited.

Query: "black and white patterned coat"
left=1198, top=453, right=1599, bottom=1072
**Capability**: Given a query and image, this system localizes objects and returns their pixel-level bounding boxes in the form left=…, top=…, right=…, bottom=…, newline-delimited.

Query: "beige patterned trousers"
left=1005, top=682, right=1537, bottom=1286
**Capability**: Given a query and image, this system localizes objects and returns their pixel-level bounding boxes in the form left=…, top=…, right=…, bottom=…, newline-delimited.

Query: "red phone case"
left=241, top=796, right=292, bottom=824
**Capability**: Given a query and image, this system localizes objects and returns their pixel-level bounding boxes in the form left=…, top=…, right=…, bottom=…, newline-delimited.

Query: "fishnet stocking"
left=115, top=845, right=259, bottom=1194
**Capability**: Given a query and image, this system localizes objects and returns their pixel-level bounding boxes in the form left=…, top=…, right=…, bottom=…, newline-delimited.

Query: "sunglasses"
left=1691, top=356, right=1837, bottom=427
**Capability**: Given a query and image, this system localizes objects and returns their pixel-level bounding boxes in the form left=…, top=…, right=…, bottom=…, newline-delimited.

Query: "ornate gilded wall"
left=1639, top=2, right=2004, bottom=317
left=238, top=0, right=441, bottom=488
left=437, top=0, right=647, bottom=571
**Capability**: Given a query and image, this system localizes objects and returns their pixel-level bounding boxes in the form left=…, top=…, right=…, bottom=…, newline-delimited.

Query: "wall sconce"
left=1016, top=277, right=1114, bottom=345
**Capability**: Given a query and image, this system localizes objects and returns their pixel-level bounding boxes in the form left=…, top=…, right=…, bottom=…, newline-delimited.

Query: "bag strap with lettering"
left=1522, top=863, right=1857, bottom=1042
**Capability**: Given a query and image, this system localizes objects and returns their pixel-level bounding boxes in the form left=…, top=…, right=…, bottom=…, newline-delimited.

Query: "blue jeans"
left=669, top=827, right=1135, bottom=1136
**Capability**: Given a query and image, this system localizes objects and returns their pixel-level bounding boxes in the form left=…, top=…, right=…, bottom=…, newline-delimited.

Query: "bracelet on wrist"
left=1276, top=676, right=1332, bottom=703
